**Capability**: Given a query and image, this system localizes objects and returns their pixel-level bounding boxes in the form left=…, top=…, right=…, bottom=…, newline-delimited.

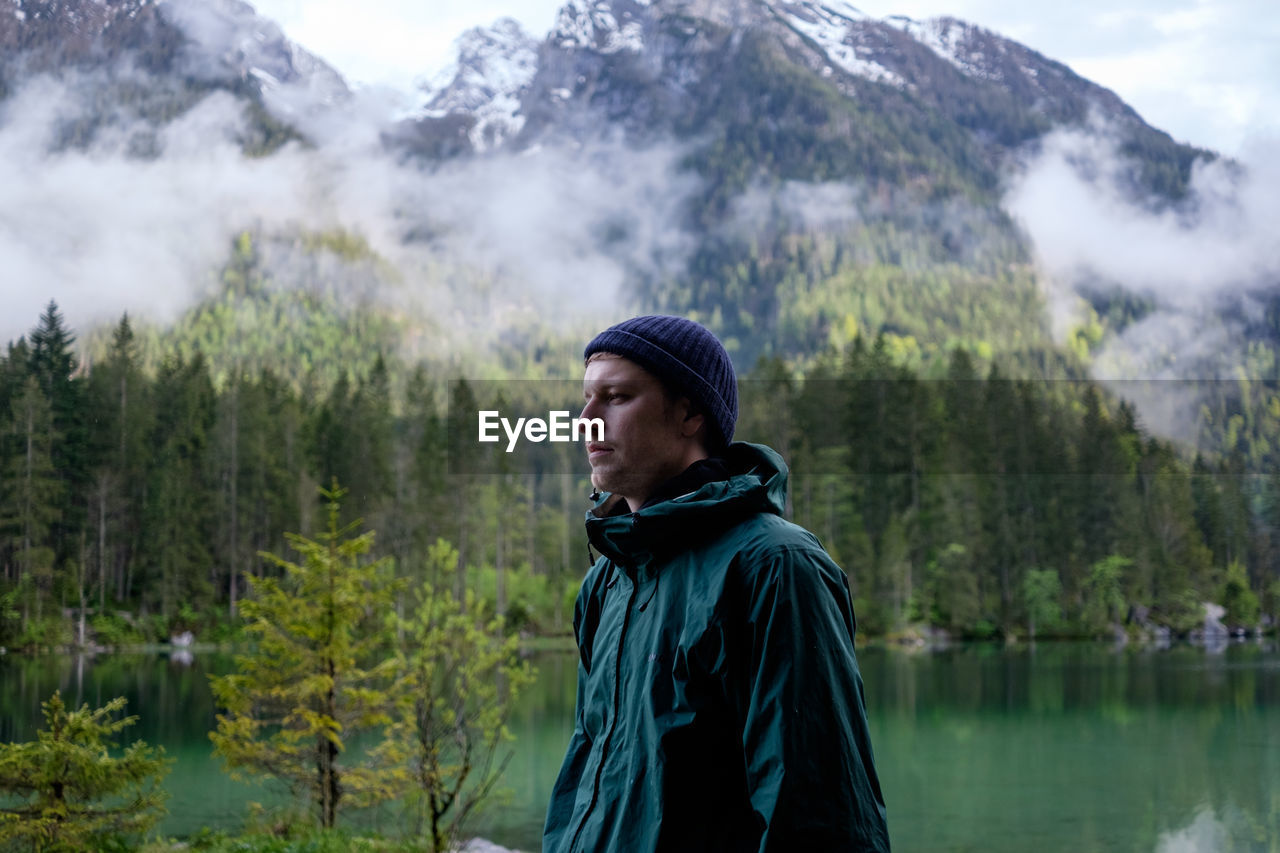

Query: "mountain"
left=393, top=0, right=1222, bottom=370
left=1, top=0, right=1248, bottom=387
left=1, top=0, right=1209, bottom=207
left=0, top=0, right=347, bottom=154
left=411, top=18, right=539, bottom=153
left=411, top=0, right=1208, bottom=203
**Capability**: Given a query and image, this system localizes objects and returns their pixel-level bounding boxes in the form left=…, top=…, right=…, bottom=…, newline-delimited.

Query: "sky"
left=249, top=0, right=1279, bottom=158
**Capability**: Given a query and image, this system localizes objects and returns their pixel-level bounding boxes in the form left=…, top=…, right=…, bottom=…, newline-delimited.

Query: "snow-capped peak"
left=419, top=18, right=539, bottom=151
left=770, top=0, right=901, bottom=86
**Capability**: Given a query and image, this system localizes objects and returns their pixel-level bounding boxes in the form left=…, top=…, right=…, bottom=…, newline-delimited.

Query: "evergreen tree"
left=350, top=354, right=394, bottom=529
left=209, top=484, right=403, bottom=829
left=391, top=366, right=448, bottom=584
left=85, top=314, right=151, bottom=608
left=0, top=339, right=31, bottom=418
left=1220, top=560, right=1260, bottom=628
left=447, top=379, right=483, bottom=606
left=1, top=377, right=61, bottom=629
left=1139, top=445, right=1215, bottom=626
left=1021, top=568, right=1062, bottom=639
left=0, top=690, right=170, bottom=851
left=1082, top=555, right=1130, bottom=635
left=212, top=369, right=302, bottom=617
left=26, top=301, right=88, bottom=566
left=139, top=353, right=216, bottom=618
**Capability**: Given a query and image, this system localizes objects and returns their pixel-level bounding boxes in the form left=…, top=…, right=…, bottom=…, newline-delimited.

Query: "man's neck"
left=630, top=456, right=728, bottom=512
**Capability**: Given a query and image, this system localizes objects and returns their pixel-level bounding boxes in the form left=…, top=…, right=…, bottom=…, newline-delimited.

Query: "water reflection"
left=858, top=642, right=1280, bottom=853
left=0, top=643, right=1275, bottom=852
left=1156, top=806, right=1278, bottom=853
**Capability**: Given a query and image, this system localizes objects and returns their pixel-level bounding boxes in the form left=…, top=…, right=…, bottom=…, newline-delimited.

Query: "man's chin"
left=588, top=467, right=624, bottom=497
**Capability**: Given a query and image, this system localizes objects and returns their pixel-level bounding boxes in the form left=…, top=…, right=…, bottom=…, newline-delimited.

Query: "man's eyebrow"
left=583, top=380, right=639, bottom=396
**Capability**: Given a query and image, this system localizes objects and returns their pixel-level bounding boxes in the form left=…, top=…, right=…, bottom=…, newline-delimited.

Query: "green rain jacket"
left=544, top=442, right=890, bottom=853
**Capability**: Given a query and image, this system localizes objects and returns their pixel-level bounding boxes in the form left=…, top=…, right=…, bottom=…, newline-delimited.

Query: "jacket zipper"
left=568, top=571, right=639, bottom=853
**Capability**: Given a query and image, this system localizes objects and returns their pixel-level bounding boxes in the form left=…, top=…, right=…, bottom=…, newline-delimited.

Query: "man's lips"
left=587, top=443, right=613, bottom=459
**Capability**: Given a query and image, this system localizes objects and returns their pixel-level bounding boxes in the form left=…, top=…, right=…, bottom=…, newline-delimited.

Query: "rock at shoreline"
left=457, top=840, right=523, bottom=853
left=1203, top=602, right=1229, bottom=640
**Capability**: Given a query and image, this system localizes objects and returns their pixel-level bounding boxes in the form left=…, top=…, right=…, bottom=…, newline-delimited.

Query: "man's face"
left=581, top=355, right=703, bottom=511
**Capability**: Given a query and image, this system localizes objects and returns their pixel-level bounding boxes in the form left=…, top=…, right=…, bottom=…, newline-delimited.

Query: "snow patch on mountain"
left=418, top=18, right=538, bottom=151
left=888, top=15, right=997, bottom=81
left=553, top=0, right=646, bottom=54
left=772, top=1, right=902, bottom=86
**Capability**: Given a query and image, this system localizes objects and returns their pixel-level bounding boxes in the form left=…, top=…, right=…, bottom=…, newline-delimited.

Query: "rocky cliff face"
left=415, top=18, right=539, bottom=151
left=402, top=0, right=1205, bottom=206
left=0, top=0, right=346, bottom=154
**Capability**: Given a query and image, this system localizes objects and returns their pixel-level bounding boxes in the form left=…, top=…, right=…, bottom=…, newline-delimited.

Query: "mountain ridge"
left=0, top=0, right=1242, bottom=384
left=415, top=0, right=1207, bottom=187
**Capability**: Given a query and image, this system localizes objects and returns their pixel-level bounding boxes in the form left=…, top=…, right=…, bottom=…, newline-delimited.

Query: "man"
left=544, top=315, right=890, bottom=853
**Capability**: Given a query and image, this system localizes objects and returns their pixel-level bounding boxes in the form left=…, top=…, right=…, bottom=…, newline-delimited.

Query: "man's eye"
left=609, top=394, right=629, bottom=403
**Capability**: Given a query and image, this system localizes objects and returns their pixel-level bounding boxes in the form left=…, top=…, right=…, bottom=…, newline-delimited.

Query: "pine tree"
left=209, top=483, right=403, bottom=829
left=85, top=314, right=151, bottom=609
left=0, top=690, right=170, bottom=851
left=1, top=377, right=62, bottom=631
left=215, top=368, right=303, bottom=617
left=26, top=301, right=88, bottom=567
left=140, top=353, right=216, bottom=618
left=27, top=301, right=77, bottom=405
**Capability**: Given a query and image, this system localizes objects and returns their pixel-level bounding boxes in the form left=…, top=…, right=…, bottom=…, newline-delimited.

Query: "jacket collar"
left=585, top=442, right=788, bottom=571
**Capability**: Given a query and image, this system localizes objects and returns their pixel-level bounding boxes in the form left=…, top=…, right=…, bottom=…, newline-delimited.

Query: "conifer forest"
left=3, top=285, right=1275, bottom=651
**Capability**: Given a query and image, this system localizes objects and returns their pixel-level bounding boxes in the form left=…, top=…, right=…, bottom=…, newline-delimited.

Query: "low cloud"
left=727, top=180, right=864, bottom=236
left=0, top=78, right=311, bottom=339
left=0, top=64, right=700, bottom=357
left=1005, top=126, right=1280, bottom=380
left=395, top=140, right=699, bottom=325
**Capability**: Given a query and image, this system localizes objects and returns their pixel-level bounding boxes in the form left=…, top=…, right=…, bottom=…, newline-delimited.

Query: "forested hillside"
left=2, top=0, right=1277, bottom=647
left=2, top=299, right=1274, bottom=650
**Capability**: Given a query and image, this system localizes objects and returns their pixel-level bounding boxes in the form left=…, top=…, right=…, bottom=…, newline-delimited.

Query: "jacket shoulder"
left=725, top=513, right=834, bottom=569
left=717, top=513, right=854, bottom=611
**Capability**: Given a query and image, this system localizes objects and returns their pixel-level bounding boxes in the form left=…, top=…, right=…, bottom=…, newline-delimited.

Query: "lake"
left=1, top=641, right=1276, bottom=852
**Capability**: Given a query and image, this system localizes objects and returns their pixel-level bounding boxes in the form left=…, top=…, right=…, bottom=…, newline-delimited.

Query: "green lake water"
left=1, top=642, right=1277, bottom=852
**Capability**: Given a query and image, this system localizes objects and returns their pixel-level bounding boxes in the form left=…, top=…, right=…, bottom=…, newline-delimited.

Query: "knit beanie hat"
left=584, top=315, right=738, bottom=451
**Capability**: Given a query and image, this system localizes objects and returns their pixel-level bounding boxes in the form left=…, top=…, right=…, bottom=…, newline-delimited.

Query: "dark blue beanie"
left=584, top=315, right=738, bottom=451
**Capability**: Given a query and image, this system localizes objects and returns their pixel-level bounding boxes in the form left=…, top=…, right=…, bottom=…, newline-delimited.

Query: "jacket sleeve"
left=542, top=564, right=603, bottom=852
left=739, top=544, right=890, bottom=853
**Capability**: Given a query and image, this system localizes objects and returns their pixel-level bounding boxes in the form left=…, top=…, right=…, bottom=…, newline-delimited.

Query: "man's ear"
left=678, top=402, right=705, bottom=440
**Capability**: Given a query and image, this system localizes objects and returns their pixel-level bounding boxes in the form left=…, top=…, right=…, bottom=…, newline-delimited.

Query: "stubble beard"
left=589, top=454, right=659, bottom=507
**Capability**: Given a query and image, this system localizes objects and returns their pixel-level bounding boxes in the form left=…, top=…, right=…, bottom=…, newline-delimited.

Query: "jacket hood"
left=585, top=442, right=788, bottom=570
